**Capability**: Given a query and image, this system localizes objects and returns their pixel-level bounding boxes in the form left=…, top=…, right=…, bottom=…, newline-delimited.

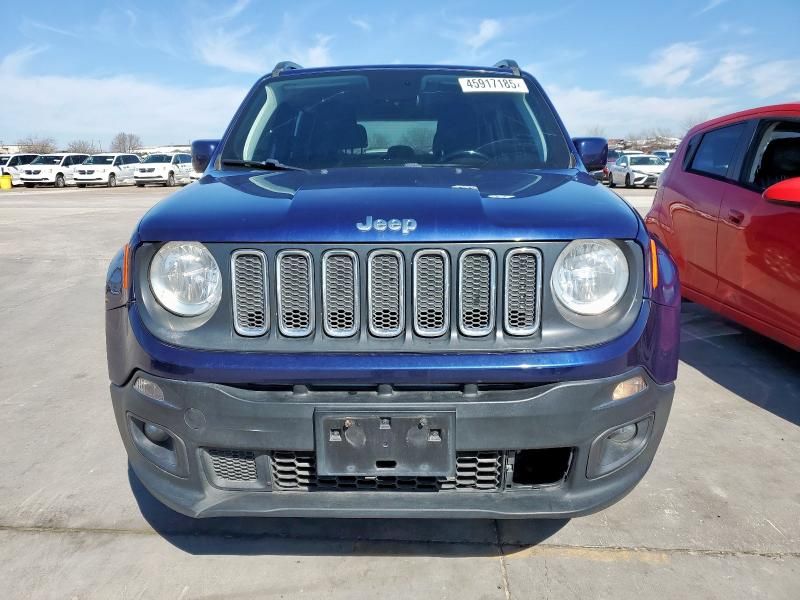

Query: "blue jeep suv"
left=106, top=60, right=680, bottom=518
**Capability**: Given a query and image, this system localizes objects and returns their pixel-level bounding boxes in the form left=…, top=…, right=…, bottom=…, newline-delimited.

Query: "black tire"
left=643, top=184, right=650, bottom=189
left=625, top=174, right=632, bottom=188
left=107, top=173, right=117, bottom=188
left=77, top=184, right=86, bottom=188
left=135, top=183, right=145, bottom=188
left=55, top=173, right=65, bottom=188
left=608, top=173, right=616, bottom=188
left=166, top=172, right=175, bottom=187
left=24, top=183, right=35, bottom=188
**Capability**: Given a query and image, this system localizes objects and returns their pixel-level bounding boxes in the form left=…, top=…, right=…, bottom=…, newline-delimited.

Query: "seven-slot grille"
left=231, top=247, right=541, bottom=339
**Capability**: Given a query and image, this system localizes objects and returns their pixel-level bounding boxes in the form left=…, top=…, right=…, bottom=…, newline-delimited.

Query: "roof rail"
left=271, top=61, right=304, bottom=77
left=493, top=59, right=521, bottom=77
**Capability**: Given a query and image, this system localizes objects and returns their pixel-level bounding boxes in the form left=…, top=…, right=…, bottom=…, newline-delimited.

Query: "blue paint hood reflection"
left=137, top=167, right=640, bottom=243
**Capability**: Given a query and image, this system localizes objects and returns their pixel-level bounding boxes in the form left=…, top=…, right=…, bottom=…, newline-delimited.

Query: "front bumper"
left=135, top=174, right=167, bottom=183
left=632, top=173, right=658, bottom=186
left=114, top=368, right=673, bottom=519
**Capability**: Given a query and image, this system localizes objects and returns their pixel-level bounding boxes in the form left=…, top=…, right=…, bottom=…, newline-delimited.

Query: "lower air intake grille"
left=269, top=451, right=503, bottom=492
left=207, top=449, right=258, bottom=482
left=232, top=250, right=268, bottom=336
left=277, top=250, right=314, bottom=336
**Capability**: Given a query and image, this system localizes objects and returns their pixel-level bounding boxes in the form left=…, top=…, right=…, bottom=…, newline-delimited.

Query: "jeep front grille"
left=229, top=246, right=541, bottom=341
left=231, top=250, right=268, bottom=336
left=368, top=250, right=404, bottom=337
left=277, top=250, right=314, bottom=337
left=269, top=450, right=503, bottom=492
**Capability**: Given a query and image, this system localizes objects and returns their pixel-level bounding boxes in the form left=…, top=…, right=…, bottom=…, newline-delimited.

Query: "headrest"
left=342, top=124, right=368, bottom=150
left=761, top=137, right=800, bottom=177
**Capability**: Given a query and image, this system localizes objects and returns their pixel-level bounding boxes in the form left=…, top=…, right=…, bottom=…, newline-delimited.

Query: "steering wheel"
left=441, top=149, right=490, bottom=163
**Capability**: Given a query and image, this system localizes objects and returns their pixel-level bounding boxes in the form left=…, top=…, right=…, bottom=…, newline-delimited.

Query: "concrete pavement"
left=0, top=185, right=797, bottom=599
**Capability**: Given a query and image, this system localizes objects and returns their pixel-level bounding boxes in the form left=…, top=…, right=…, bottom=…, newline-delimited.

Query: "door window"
left=744, top=120, right=800, bottom=191
left=689, top=123, right=746, bottom=178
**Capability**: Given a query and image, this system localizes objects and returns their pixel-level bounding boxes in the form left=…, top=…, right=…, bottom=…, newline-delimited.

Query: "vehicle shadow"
left=678, top=301, right=800, bottom=426
left=129, top=467, right=568, bottom=556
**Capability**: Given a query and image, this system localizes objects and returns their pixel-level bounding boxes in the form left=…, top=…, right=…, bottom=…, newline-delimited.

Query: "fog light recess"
left=612, top=375, right=647, bottom=401
left=134, top=377, right=165, bottom=402
left=587, top=414, right=654, bottom=479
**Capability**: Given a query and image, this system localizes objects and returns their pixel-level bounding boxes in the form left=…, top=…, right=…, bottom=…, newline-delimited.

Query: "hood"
left=137, top=167, right=640, bottom=243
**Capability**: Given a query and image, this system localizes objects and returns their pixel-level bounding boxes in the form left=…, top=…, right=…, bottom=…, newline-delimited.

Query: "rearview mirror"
left=763, top=177, right=800, bottom=206
left=191, top=139, right=219, bottom=173
left=572, top=137, right=609, bottom=172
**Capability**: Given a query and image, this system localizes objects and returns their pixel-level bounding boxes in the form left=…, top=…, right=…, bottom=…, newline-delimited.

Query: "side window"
left=745, top=120, right=800, bottom=191
left=8, top=157, right=19, bottom=167
left=689, top=123, right=746, bottom=179
left=113, top=157, right=121, bottom=166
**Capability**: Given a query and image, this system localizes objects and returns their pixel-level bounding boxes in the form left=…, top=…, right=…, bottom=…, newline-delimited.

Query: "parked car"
left=647, top=103, right=800, bottom=349
left=652, top=150, right=676, bottom=163
left=75, top=153, right=141, bottom=188
left=609, top=154, right=667, bottom=188
left=134, top=153, right=193, bottom=187
left=106, top=60, right=680, bottom=519
left=595, top=149, right=646, bottom=183
left=20, top=153, right=89, bottom=188
left=0, top=153, right=39, bottom=186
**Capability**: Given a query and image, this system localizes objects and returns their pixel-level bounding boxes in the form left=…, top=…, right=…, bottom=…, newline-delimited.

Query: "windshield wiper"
left=221, top=158, right=306, bottom=172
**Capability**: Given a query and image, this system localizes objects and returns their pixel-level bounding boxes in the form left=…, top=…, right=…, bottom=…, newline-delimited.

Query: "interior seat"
left=755, top=137, right=800, bottom=189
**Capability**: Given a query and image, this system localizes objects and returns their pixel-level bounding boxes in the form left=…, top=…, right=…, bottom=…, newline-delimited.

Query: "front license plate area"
left=315, top=412, right=455, bottom=477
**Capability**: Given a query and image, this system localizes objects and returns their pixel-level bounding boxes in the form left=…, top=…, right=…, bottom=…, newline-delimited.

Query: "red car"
left=646, top=104, right=800, bottom=349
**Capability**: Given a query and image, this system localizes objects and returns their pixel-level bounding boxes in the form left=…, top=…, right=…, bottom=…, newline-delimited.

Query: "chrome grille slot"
left=368, top=250, right=404, bottom=337
left=231, top=250, right=268, bottom=336
left=413, top=250, right=449, bottom=337
left=277, top=250, right=314, bottom=337
left=504, top=249, right=541, bottom=336
left=458, top=250, right=496, bottom=336
left=322, top=250, right=359, bottom=337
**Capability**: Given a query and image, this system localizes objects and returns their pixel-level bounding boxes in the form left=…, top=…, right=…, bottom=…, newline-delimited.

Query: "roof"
left=688, top=103, right=800, bottom=137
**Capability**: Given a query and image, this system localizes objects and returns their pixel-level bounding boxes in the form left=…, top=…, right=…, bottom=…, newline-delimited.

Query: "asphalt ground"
left=0, top=183, right=797, bottom=599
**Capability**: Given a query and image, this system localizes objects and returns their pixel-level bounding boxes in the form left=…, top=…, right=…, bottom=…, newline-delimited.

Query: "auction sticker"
left=458, top=77, right=529, bottom=93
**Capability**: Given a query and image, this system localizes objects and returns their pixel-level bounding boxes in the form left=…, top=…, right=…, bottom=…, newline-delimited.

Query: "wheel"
left=135, top=183, right=145, bottom=188
left=166, top=172, right=175, bottom=187
left=643, top=184, right=650, bottom=189
left=77, top=184, right=86, bottom=188
left=625, top=174, right=632, bottom=188
left=54, top=173, right=65, bottom=188
left=24, top=183, right=35, bottom=188
left=608, top=173, right=616, bottom=188
left=107, top=173, right=117, bottom=188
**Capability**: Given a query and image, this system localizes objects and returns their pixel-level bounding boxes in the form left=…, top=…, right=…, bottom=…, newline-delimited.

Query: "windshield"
left=630, top=156, right=665, bottom=166
left=32, top=155, right=63, bottom=165
left=221, top=69, right=572, bottom=170
left=84, top=155, right=115, bottom=165
left=143, top=154, right=171, bottom=163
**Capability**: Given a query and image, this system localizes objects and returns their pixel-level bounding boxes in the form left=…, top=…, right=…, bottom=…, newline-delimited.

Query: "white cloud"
left=23, top=19, right=79, bottom=38
left=630, top=43, right=701, bottom=89
left=301, top=35, right=334, bottom=68
left=467, top=19, right=501, bottom=51
left=544, top=83, right=728, bottom=137
left=0, top=47, right=245, bottom=145
left=698, top=53, right=749, bottom=86
left=699, top=54, right=800, bottom=99
left=349, top=17, right=371, bottom=32
left=697, top=0, right=728, bottom=14
left=194, top=25, right=268, bottom=74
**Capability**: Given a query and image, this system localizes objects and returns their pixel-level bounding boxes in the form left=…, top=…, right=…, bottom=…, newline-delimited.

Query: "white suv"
left=0, top=153, right=39, bottom=186
left=21, top=153, right=90, bottom=188
left=134, top=153, right=193, bottom=187
left=75, top=153, right=141, bottom=188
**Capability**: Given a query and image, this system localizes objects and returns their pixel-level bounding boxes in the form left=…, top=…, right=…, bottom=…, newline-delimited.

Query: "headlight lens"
left=552, top=240, right=629, bottom=315
left=149, top=242, right=222, bottom=316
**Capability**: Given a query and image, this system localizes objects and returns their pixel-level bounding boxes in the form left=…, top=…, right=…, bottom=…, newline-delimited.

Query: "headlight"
left=551, top=240, right=629, bottom=315
left=149, top=242, right=222, bottom=316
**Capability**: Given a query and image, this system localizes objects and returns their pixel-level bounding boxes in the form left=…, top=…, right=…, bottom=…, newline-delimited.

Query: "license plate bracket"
left=315, top=411, right=455, bottom=477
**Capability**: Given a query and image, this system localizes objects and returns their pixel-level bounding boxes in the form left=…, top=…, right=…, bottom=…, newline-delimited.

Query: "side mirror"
left=763, top=177, right=800, bottom=206
left=572, top=137, right=609, bottom=172
left=191, top=139, right=219, bottom=173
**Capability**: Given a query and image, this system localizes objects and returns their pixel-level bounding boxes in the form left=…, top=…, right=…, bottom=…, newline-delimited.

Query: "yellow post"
left=0, top=175, right=13, bottom=190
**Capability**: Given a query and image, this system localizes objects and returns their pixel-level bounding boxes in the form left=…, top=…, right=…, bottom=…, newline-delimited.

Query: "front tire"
left=608, top=173, right=616, bottom=188
left=135, top=182, right=145, bottom=188
left=107, top=173, right=117, bottom=188
left=77, top=184, right=86, bottom=188
left=625, top=174, right=632, bottom=188
left=166, top=172, right=175, bottom=187
left=54, top=174, right=65, bottom=188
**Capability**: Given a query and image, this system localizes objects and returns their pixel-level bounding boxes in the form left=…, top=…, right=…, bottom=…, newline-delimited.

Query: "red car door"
left=716, top=120, right=800, bottom=347
left=658, top=123, right=748, bottom=302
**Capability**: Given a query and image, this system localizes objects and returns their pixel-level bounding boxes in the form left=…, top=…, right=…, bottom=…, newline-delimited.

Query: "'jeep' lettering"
left=356, top=216, right=417, bottom=235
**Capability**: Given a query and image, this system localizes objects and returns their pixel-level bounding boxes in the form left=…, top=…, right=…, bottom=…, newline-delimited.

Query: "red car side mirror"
left=763, top=177, right=800, bottom=206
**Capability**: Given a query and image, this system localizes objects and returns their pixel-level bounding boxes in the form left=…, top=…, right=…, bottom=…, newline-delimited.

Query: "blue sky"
left=1, top=0, right=798, bottom=146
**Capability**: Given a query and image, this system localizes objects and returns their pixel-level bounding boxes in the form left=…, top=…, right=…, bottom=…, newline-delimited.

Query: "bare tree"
left=17, top=136, right=57, bottom=154
left=585, top=125, right=607, bottom=137
left=66, top=139, right=98, bottom=154
left=679, top=114, right=708, bottom=135
left=110, top=132, right=142, bottom=153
